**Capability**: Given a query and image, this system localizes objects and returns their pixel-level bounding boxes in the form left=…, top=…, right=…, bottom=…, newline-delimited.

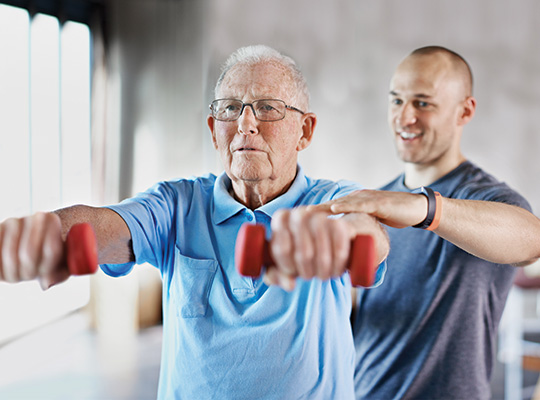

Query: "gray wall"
left=106, top=0, right=540, bottom=214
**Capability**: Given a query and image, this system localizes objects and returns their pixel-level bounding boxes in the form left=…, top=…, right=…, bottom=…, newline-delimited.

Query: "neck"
left=403, top=153, right=466, bottom=189
left=231, top=175, right=295, bottom=210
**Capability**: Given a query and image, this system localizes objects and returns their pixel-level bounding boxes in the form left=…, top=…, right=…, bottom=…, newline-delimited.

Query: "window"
left=0, top=4, right=92, bottom=343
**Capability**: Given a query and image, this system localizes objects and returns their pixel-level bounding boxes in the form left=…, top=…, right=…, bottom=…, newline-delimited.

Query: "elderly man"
left=0, top=45, right=388, bottom=399
left=313, top=46, right=540, bottom=399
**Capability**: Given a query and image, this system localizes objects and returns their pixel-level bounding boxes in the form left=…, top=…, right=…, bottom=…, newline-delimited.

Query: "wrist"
left=412, top=187, right=442, bottom=231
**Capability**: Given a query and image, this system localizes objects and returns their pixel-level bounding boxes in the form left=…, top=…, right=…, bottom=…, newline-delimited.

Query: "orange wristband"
left=426, top=191, right=442, bottom=231
left=412, top=187, right=442, bottom=230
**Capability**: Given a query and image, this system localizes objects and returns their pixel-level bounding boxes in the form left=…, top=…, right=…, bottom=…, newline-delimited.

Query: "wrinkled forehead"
left=217, top=62, right=296, bottom=102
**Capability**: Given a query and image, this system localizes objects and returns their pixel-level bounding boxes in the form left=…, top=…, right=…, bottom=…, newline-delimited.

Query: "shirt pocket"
left=171, top=249, right=218, bottom=318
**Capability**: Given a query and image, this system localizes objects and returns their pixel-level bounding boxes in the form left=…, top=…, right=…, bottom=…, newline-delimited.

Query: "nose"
left=396, top=102, right=417, bottom=128
left=238, top=104, right=259, bottom=135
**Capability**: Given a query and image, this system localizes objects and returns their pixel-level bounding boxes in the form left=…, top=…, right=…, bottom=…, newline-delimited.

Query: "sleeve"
left=100, top=180, right=187, bottom=276
left=457, top=181, right=532, bottom=213
left=369, top=259, right=387, bottom=289
left=332, top=180, right=365, bottom=200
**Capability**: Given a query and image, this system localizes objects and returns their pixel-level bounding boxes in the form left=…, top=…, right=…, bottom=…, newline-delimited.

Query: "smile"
left=398, top=131, right=422, bottom=140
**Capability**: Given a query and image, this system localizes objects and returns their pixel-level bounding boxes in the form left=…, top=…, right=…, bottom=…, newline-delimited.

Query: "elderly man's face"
left=208, top=62, right=311, bottom=192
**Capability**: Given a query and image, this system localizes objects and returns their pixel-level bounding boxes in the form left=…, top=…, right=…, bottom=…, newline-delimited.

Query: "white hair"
left=214, top=45, right=310, bottom=110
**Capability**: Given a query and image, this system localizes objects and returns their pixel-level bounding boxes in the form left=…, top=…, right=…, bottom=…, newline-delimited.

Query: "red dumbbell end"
left=65, top=223, right=99, bottom=276
left=235, top=224, right=266, bottom=278
left=348, top=235, right=376, bottom=287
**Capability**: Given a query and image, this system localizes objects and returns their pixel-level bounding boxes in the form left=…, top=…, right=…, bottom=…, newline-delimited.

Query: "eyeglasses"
left=209, top=99, right=305, bottom=122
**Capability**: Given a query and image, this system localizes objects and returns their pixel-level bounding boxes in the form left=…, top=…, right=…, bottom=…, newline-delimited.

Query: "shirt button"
left=247, top=215, right=253, bottom=221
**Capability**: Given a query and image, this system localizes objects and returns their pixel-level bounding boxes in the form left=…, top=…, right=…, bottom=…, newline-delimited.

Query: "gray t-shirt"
left=353, top=161, right=531, bottom=400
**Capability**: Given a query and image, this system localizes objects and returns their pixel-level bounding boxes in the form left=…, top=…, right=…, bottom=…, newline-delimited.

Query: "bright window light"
left=61, top=21, right=92, bottom=207
left=0, top=6, right=93, bottom=344
left=0, top=5, right=31, bottom=221
left=31, top=13, right=61, bottom=212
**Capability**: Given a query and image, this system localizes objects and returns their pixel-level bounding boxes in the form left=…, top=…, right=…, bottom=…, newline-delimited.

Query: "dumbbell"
left=65, top=223, right=99, bottom=276
left=235, top=223, right=377, bottom=287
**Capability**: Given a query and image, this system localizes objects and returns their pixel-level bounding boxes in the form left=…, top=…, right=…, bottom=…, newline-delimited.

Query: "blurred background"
left=0, top=0, right=539, bottom=399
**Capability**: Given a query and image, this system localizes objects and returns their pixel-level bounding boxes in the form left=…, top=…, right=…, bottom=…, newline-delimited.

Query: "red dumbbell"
left=235, top=223, right=377, bottom=287
left=65, top=223, right=99, bottom=276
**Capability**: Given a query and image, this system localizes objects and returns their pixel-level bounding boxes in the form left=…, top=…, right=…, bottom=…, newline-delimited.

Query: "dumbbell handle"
left=235, top=223, right=377, bottom=287
left=65, top=223, right=99, bottom=276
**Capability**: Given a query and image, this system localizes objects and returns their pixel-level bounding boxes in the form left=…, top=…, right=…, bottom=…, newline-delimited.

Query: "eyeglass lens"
left=212, top=99, right=286, bottom=121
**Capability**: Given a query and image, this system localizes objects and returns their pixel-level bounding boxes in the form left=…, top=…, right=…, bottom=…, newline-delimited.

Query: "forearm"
left=54, top=205, right=134, bottom=264
left=313, top=190, right=540, bottom=266
left=434, top=198, right=540, bottom=266
left=0, top=205, right=133, bottom=288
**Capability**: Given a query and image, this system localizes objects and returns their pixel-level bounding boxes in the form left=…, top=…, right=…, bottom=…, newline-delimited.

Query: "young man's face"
left=388, top=53, right=468, bottom=167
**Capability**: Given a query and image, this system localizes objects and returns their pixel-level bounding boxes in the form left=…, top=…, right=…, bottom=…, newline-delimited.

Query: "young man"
left=0, top=45, right=388, bottom=399
left=313, top=46, right=540, bottom=399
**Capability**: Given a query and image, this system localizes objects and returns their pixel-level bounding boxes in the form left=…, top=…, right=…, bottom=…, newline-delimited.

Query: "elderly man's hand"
left=0, top=212, right=69, bottom=289
left=264, top=207, right=354, bottom=290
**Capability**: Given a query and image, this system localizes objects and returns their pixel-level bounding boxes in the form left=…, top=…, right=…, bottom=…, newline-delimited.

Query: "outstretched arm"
left=310, top=189, right=540, bottom=266
left=0, top=205, right=133, bottom=289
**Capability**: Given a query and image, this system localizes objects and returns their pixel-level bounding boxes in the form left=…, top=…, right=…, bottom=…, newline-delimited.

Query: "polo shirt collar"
left=212, top=165, right=308, bottom=225
left=212, top=173, right=245, bottom=225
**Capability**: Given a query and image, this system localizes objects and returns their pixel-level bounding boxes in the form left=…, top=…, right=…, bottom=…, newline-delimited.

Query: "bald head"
left=404, top=46, right=473, bottom=97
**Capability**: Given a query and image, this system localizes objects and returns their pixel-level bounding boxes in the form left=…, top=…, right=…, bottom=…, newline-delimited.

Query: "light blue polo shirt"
left=102, top=166, right=386, bottom=400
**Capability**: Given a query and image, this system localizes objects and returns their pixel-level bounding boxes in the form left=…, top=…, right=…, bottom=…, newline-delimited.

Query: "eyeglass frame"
left=209, top=98, right=306, bottom=122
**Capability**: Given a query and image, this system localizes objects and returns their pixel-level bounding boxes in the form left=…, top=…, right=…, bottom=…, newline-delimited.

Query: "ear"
left=458, top=96, right=476, bottom=126
left=296, top=113, right=317, bottom=151
left=207, top=115, right=218, bottom=149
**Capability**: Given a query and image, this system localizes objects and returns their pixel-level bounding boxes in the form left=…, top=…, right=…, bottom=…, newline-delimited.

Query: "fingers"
left=270, top=210, right=297, bottom=277
left=308, top=190, right=370, bottom=215
left=38, top=215, right=68, bottom=289
left=263, top=267, right=296, bottom=291
left=310, top=190, right=432, bottom=229
left=305, top=202, right=334, bottom=214
left=328, top=218, right=351, bottom=277
left=1, top=218, right=24, bottom=282
left=19, top=212, right=48, bottom=280
left=266, top=208, right=351, bottom=290
left=326, top=191, right=369, bottom=214
left=0, top=213, right=67, bottom=289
